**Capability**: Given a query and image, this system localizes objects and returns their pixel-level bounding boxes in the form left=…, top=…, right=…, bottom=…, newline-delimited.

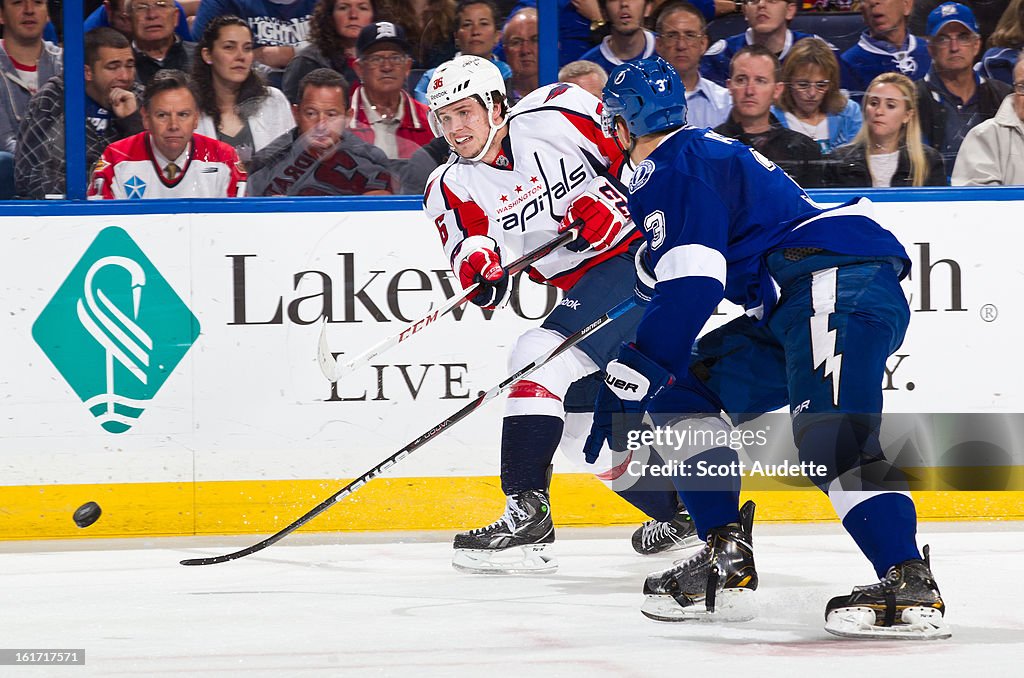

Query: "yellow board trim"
left=2, top=473, right=1023, bottom=540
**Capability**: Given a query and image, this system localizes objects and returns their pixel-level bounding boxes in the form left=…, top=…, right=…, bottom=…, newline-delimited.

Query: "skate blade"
left=452, top=544, right=558, bottom=575
left=824, top=606, right=951, bottom=640
left=641, top=588, right=757, bottom=623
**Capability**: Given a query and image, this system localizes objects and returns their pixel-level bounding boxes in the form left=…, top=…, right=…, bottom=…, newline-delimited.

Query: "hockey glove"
left=559, top=176, right=631, bottom=253
left=455, top=235, right=510, bottom=309
left=633, top=241, right=657, bottom=306
left=583, top=343, right=675, bottom=463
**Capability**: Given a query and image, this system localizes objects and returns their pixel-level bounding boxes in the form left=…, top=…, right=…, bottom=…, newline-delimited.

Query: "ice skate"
left=451, top=490, right=557, bottom=574
left=641, top=500, right=758, bottom=622
left=825, top=545, right=950, bottom=640
left=632, top=507, right=701, bottom=555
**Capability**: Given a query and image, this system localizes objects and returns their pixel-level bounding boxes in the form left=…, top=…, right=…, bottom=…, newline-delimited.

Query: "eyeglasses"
left=789, top=80, right=831, bottom=92
left=360, top=54, right=409, bottom=67
left=1014, top=83, right=1024, bottom=95
left=130, top=0, right=174, bottom=13
left=504, top=35, right=539, bottom=50
left=657, top=31, right=705, bottom=45
left=929, top=32, right=978, bottom=48
left=742, top=0, right=790, bottom=6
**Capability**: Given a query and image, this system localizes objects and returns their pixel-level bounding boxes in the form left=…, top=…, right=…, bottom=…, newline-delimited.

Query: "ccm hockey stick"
left=180, top=296, right=637, bottom=566
left=318, top=227, right=579, bottom=383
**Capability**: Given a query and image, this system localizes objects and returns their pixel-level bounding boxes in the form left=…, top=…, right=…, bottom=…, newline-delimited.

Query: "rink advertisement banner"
left=0, top=200, right=1021, bottom=536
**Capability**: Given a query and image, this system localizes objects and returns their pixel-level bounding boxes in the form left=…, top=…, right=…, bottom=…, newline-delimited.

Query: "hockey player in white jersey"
left=423, top=55, right=698, bottom=573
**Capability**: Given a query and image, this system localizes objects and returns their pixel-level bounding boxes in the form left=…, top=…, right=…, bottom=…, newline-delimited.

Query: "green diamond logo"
left=32, top=227, right=200, bottom=434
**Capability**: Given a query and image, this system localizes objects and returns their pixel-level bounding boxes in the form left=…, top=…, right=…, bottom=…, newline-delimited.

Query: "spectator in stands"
left=915, top=3, right=1011, bottom=174
left=952, top=57, right=1024, bottom=185
left=248, top=68, right=395, bottom=195
left=828, top=71, right=946, bottom=186
left=16, top=28, right=144, bottom=199
left=715, top=45, right=824, bottom=186
left=377, top=0, right=457, bottom=68
left=504, top=1, right=607, bottom=67
left=655, top=1, right=730, bottom=128
left=192, top=0, right=318, bottom=86
left=841, top=0, right=932, bottom=96
left=979, top=0, right=1023, bottom=85
left=88, top=69, right=246, bottom=198
left=192, top=15, right=294, bottom=163
left=771, top=37, right=861, bottom=153
left=910, top=0, right=1005, bottom=47
left=503, top=6, right=539, bottom=102
left=348, top=21, right=434, bottom=159
left=414, top=0, right=511, bottom=104
left=127, top=0, right=196, bottom=86
left=580, top=0, right=657, bottom=75
left=0, top=0, right=62, bottom=199
left=86, top=0, right=193, bottom=40
left=558, top=59, right=608, bottom=97
left=282, top=0, right=376, bottom=104
left=702, top=0, right=832, bottom=87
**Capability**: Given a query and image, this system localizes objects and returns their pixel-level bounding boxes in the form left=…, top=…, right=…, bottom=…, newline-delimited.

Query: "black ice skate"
left=451, top=489, right=557, bottom=574
left=641, top=500, right=758, bottom=622
left=632, top=507, right=702, bottom=555
left=824, top=545, right=950, bottom=640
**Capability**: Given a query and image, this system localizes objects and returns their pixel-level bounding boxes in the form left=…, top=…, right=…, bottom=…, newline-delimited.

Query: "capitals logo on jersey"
left=496, top=154, right=588, bottom=232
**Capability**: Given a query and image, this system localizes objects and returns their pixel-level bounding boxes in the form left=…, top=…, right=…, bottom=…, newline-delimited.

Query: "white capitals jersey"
left=423, top=83, right=636, bottom=290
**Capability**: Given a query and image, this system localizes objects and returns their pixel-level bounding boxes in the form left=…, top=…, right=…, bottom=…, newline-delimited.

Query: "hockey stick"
left=318, top=227, right=579, bottom=383
left=181, top=296, right=637, bottom=566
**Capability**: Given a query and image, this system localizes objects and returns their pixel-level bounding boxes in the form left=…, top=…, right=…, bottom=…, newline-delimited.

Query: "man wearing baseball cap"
left=349, top=21, right=434, bottom=160
left=915, top=2, right=1012, bottom=174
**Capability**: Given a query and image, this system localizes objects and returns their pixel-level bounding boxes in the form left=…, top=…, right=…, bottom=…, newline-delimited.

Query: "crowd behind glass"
left=1, top=0, right=1022, bottom=199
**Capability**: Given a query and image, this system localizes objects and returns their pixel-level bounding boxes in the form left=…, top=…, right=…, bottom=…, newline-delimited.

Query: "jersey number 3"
left=643, top=210, right=666, bottom=250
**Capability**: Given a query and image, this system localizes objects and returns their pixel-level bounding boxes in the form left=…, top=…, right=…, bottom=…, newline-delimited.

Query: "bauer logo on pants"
left=32, top=227, right=199, bottom=434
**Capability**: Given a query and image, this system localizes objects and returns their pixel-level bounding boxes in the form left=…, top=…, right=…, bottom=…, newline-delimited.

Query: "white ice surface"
left=2, top=522, right=1022, bottom=677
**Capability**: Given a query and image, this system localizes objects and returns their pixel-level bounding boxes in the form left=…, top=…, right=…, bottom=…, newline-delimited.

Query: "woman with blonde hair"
left=771, top=37, right=861, bottom=155
left=827, top=72, right=946, bottom=187
left=981, top=0, right=1024, bottom=85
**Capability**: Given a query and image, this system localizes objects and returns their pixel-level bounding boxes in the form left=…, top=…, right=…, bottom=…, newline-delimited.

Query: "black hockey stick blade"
left=180, top=295, right=636, bottom=566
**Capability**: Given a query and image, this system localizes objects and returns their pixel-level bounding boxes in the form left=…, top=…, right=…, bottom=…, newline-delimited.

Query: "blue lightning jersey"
left=628, top=126, right=910, bottom=376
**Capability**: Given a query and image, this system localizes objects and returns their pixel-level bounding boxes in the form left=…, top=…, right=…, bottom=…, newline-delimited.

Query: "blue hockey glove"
left=583, top=343, right=675, bottom=463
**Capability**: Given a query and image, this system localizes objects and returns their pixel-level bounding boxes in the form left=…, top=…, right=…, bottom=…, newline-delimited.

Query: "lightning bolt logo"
left=810, top=268, right=843, bottom=407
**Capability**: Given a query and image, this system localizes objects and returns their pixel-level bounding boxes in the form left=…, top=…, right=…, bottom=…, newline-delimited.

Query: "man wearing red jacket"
left=89, top=69, right=246, bottom=199
left=348, top=22, right=434, bottom=160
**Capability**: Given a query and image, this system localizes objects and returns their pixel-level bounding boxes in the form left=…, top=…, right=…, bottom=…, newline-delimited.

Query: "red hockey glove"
left=559, top=176, right=631, bottom=253
left=455, top=235, right=510, bottom=309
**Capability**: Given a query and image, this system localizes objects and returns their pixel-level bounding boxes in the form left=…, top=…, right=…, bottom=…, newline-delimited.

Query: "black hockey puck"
left=73, top=502, right=102, bottom=528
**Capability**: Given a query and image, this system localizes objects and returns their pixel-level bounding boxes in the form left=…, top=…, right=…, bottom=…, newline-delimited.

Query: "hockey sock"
left=500, top=415, right=564, bottom=495
left=615, top=446, right=683, bottom=522
left=837, top=492, right=921, bottom=578
left=669, top=446, right=741, bottom=540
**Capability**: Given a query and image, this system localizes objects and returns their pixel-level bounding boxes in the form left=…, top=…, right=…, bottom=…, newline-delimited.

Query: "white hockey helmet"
left=426, top=55, right=508, bottom=161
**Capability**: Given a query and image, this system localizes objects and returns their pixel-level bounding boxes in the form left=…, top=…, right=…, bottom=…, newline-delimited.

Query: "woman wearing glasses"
left=827, top=72, right=946, bottom=187
left=192, top=16, right=293, bottom=164
left=771, top=37, right=860, bottom=155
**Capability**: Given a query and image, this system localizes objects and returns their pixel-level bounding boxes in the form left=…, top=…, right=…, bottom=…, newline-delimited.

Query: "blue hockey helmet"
left=601, top=57, right=687, bottom=140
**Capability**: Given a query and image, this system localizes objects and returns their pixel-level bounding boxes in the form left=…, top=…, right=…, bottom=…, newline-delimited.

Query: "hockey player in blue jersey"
left=580, top=56, right=950, bottom=639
